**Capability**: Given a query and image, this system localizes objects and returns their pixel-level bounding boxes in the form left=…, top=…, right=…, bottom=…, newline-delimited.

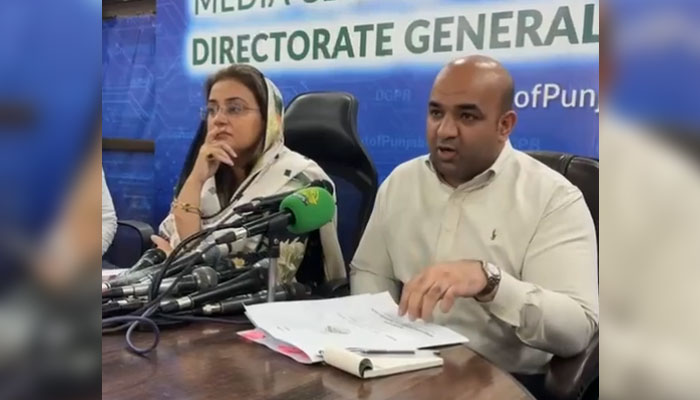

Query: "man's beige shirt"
left=351, top=141, right=599, bottom=374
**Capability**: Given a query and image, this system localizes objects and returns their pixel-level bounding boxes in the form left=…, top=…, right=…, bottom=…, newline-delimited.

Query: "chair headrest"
left=284, top=92, right=363, bottom=164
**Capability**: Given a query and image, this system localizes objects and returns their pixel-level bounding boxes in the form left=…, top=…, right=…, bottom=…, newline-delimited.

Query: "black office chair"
left=103, top=220, right=154, bottom=269
left=527, top=152, right=599, bottom=241
left=284, top=92, right=378, bottom=290
left=102, top=123, right=204, bottom=270
left=527, top=151, right=599, bottom=400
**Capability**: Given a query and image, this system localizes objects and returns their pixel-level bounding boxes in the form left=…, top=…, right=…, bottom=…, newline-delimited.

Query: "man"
left=350, top=55, right=599, bottom=378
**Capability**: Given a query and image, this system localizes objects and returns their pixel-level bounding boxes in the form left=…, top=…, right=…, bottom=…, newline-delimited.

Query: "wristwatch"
left=476, top=260, right=501, bottom=299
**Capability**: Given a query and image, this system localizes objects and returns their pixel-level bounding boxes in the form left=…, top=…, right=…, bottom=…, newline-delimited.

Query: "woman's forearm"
left=173, top=176, right=205, bottom=241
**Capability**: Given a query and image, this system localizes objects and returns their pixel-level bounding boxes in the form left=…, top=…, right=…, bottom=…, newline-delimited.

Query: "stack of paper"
left=238, top=292, right=469, bottom=363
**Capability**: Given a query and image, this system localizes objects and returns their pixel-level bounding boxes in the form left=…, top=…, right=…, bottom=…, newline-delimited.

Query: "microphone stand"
left=264, top=214, right=292, bottom=303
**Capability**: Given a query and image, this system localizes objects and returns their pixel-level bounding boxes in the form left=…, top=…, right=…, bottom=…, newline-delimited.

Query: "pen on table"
left=346, top=348, right=440, bottom=355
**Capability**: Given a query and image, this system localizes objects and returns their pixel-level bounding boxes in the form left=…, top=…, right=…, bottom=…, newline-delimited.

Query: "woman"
left=153, top=65, right=345, bottom=284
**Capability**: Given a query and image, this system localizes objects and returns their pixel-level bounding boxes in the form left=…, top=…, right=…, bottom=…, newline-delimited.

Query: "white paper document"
left=244, top=292, right=469, bottom=363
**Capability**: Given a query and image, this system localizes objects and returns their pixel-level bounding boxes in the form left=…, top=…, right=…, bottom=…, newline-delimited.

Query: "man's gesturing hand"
left=398, top=260, right=490, bottom=321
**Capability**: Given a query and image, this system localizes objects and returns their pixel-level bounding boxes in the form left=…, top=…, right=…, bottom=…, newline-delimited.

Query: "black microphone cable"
left=101, top=197, right=288, bottom=355
left=101, top=231, right=217, bottom=354
left=156, top=314, right=250, bottom=325
left=102, top=237, right=260, bottom=354
left=104, top=213, right=253, bottom=322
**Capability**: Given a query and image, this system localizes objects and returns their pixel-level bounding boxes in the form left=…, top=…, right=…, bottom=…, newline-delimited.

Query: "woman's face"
left=205, top=79, right=264, bottom=166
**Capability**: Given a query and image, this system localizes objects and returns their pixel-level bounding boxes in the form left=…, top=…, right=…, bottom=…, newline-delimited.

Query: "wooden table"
left=102, top=323, right=534, bottom=400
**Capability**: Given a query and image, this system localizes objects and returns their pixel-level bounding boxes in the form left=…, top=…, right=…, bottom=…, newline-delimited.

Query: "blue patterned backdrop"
left=103, top=0, right=600, bottom=227
left=102, top=15, right=157, bottom=224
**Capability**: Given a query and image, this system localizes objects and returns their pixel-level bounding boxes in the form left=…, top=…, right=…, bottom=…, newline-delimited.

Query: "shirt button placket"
left=437, top=192, right=460, bottom=259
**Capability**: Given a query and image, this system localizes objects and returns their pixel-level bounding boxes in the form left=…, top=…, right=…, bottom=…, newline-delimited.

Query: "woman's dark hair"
left=175, top=65, right=268, bottom=210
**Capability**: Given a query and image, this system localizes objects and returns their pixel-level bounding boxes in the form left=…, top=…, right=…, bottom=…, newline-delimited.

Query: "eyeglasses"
left=200, top=103, right=259, bottom=120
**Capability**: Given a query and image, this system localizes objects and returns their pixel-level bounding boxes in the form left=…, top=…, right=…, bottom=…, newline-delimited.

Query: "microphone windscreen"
left=279, top=187, right=335, bottom=234
left=144, top=248, right=167, bottom=263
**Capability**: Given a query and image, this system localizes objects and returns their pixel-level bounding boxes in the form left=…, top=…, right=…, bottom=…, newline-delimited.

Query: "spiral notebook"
left=322, top=346, right=443, bottom=379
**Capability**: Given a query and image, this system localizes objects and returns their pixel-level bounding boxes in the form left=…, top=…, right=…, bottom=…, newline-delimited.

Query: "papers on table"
left=238, top=329, right=314, bottom=364
left=242, top=291, right=469, bottom=363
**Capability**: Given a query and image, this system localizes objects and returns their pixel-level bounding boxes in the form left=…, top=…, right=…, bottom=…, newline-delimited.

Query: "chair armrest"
left=103, top=220, right=154, bottom=268
left=316, top=278, right=349, bottom=298
left=544, top=332, right=599, bottom=400
left=117, top=220, right=154, bottom=253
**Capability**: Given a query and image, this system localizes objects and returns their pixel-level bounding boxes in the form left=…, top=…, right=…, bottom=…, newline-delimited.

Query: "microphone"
left=102, top=261, right=189, bottom=291
left=102, top=266, right=220, bottom=298
left=193, top=240, right=273, bottom=269
left=117, top=248, right=167, bottom=276
left=158, top=267, right=268, bottom=313
left=138, top=185, right=334, bottom=276
left=154, top=228, right=263, bottom=271
left=102, top=298, right=147, bottom=317
left=103, top=264, right=164, bottom=292
left=194, top=282, right=310, bottom=315
left=233, top=179, right=333, bottom=214
left=214, top=186, right=336, bottom=246
left=102, top=186, right=333, bottom=293
left=102, top=247, right=218, bottom=291
left=102, top=251, right=264, bottom=293
left=278, top=185, right=336, bottom=234
left=102, top=249, right=168, bottom=292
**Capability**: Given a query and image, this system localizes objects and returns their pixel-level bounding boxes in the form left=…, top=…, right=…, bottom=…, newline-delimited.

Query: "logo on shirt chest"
left=491, top=229, right=497, bottom=241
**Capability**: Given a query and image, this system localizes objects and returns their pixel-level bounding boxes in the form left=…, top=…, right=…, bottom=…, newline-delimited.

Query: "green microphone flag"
left=279, top=187, right=335, bottom=234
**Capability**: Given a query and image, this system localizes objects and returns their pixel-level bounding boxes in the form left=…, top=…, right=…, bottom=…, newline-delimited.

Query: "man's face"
left=426, top=67, right=510, bottom=186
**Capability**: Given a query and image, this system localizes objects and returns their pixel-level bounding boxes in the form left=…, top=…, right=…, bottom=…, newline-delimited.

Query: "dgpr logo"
left=375, top=89, right=412, bottom=103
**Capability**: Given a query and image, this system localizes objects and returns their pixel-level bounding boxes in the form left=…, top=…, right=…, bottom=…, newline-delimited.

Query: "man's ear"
left=498, top=110, right=517, bottom=141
